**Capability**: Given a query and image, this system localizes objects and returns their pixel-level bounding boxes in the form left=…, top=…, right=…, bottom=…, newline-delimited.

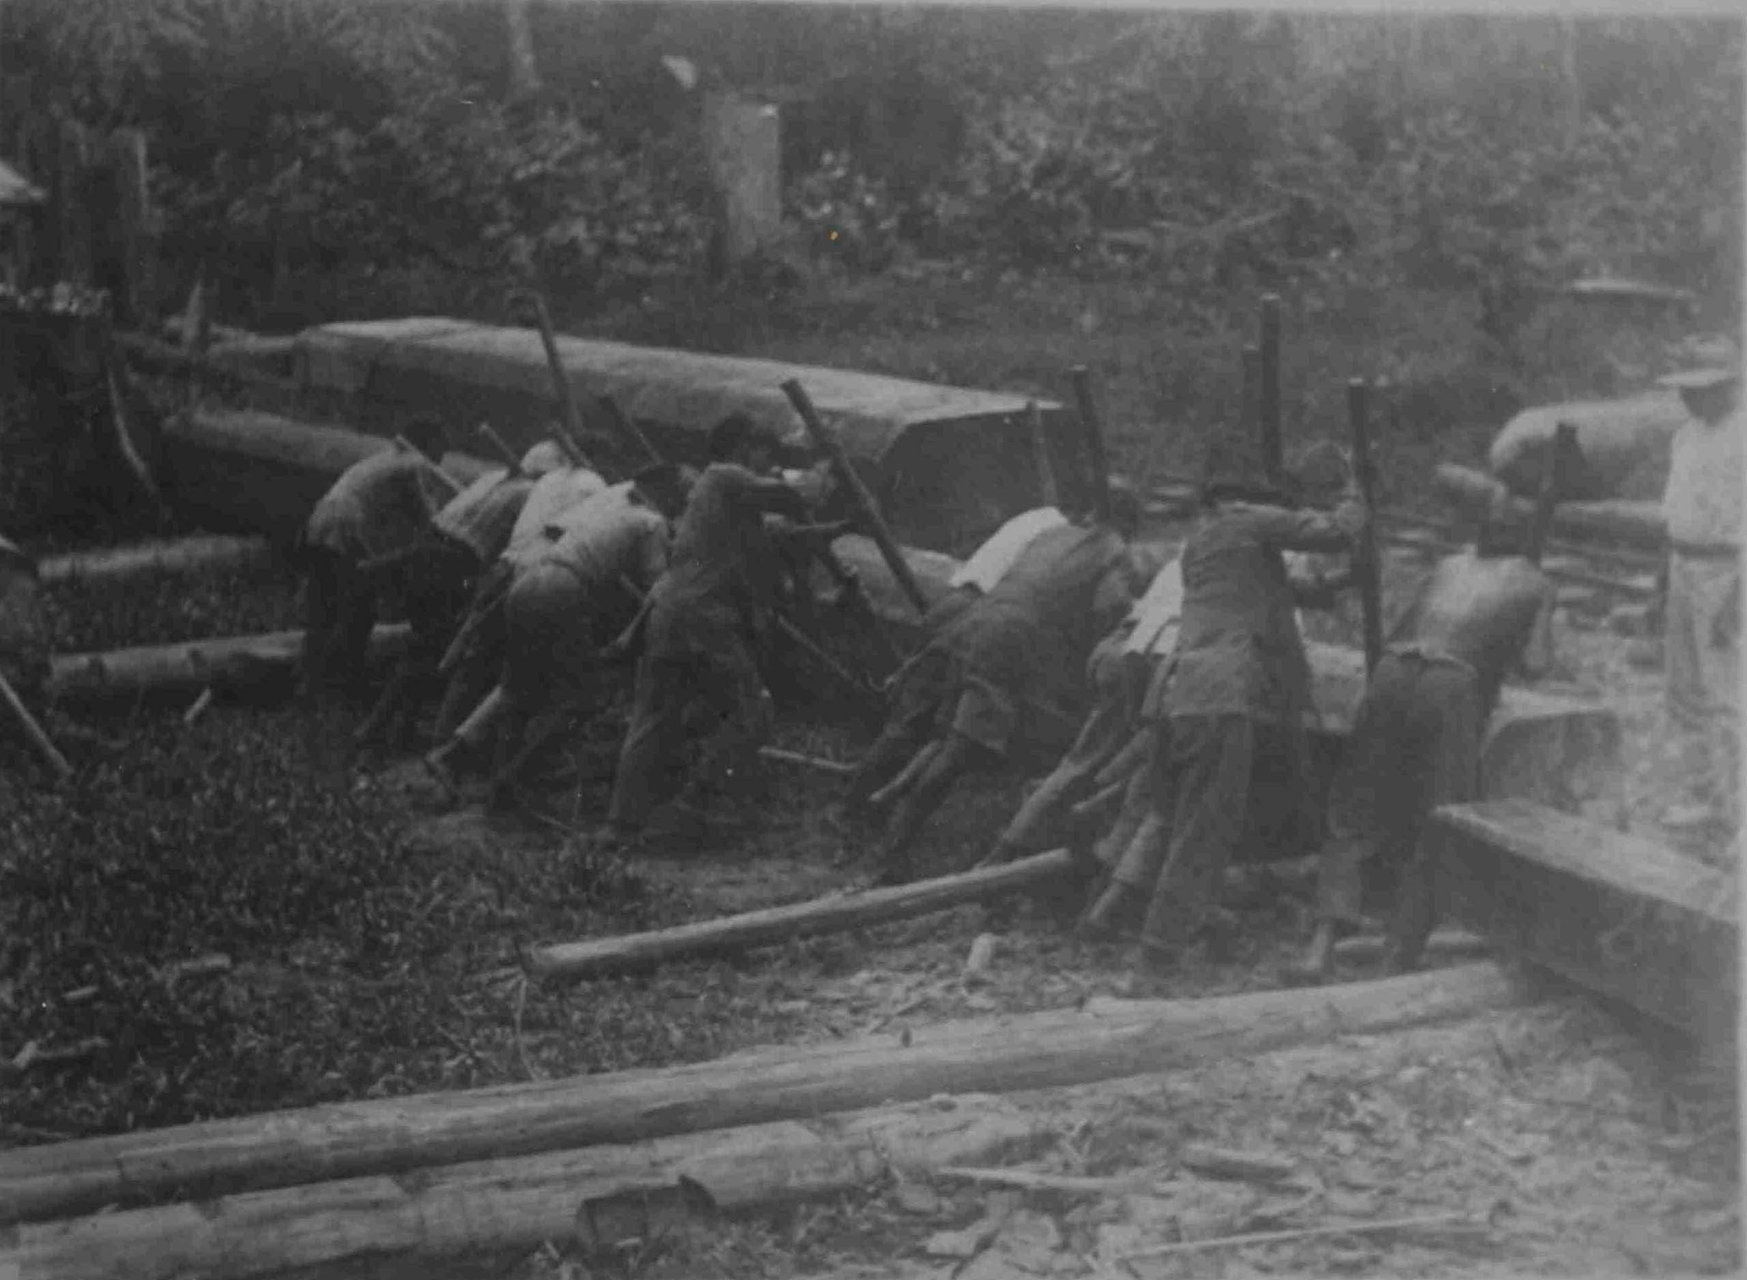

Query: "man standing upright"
left=1657, top=357, right=1742, bottom=840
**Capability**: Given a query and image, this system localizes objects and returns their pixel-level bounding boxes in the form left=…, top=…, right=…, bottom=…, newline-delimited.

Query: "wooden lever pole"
left=1346, top=378, right=1383, bottom=673
left=1069, top=366, right=1113, bottom=526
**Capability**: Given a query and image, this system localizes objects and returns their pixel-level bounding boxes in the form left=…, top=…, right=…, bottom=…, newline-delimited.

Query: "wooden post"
left=55, top=116, right=92, bottom=286
left=599, top=393, right=663, bottom=470
left=105, top=129, right=152, bottom=326
left=782, top=378, right=929, bottom=619
left=1346, top=378, right=1383, bottom=673
left=1523, top=422, right=1577, bottom=567
left=472, top=424, right=523, bottom=474
left=1069, top=366, right=1113, bottom=525
left=1240, top=343, right=1261, bottom=437
left=1258, top=294, right=1283, bottom=483
left=521, top=289, right=592, bottom=466
left=1025, top=400, right=1059, bottom=510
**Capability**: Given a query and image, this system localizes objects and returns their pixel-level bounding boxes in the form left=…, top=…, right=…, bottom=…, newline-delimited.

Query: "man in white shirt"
left=1657, top=362, right=1742, bottom=837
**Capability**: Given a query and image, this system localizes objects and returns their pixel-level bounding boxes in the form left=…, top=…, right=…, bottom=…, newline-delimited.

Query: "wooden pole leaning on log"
left=530, top=849, right=1078, bottom=981
left=0, top=962, right=1527, bottom=1225
left=472, top=422, right=524, bottom=475
left=392, top=435, right=463, bottom=500
left=782, top=378, right=930, bottom=620
left=0, top=669, right=73, bottom=781
left=1025, top=399, right=1060, bottom=510
left=1258, top=293, right=1284, bottom=484
left=1346, top=378, right=1384, bottom=673
left=599, top=392, right=664, bottom=470
left=1068, top=366, right=1113, bottom=525
left=519, top=289, right=596, bottom=468
left=3, top=1097, right=1045, bottom=1280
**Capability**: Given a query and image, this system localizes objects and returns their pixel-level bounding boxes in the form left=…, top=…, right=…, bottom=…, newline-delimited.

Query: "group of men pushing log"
left=285, top=355, right=1594, bottom=990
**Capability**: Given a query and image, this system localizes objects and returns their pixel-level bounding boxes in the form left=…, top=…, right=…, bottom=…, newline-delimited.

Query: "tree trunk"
left=37, top=536, right=280, bottom=588
left=531, top=849, right=1079, bottom=980
left=3, top=1100, right=1042, bottom=1280
left=44, top=624, right=413, bottom=705
left=503, top=0, right=544, bottom=103
left=0, top=962, right=1524, bottom=1225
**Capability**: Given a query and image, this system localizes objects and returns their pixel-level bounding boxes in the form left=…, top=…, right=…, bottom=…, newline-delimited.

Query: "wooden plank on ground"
left=1428, top=798, right=1738, bottom=1044
left=0, top=964, right=1524, bottom=1225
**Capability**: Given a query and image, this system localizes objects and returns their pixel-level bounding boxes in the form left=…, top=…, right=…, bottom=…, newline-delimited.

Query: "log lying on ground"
left=1433, top=463, right=1665, bottom=552
left=0, top=962, right=1524, bottom=1225
left=530, top=849, right=1079, bottom=980
left=45, top=624, right=413, bottom=704
left=37, top=536, right=279, bottom=587
left=4, top=1096, right=1045, bottom=1280
left=1429, top=799, right=1738, bottom=1047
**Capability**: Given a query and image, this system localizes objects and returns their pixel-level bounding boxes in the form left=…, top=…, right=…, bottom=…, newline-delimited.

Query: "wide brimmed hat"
left=1656, top=367, right=1740, bottom=392
left=1284, top=439, right=1351, bottom=493
left=520, top=440, right=571, bottom=476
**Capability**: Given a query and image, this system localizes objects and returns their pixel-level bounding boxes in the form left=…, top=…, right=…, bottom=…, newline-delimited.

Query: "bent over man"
left=1288, top=492, right=1559, bottom=984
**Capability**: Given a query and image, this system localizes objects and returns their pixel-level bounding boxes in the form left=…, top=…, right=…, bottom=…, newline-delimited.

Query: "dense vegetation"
left=2, top=2, right=1739, bottom=341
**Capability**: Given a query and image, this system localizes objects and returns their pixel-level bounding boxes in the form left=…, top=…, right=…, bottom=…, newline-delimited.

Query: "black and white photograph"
left=0, top=2, right=1740, bottom=1276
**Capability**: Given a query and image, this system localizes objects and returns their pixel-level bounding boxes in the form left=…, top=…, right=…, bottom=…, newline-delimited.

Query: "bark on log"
left=0, top=962, right=1523, bottom=1225
left=529, top=849, right=1079, bottom=980
left=45, top=624, right=413, bottom=704
left=1433, top=463, right=1665, bottom=552
left=3, top=1098, right=1042, bottom=1280
left=37, top=536, right=278, bottom=587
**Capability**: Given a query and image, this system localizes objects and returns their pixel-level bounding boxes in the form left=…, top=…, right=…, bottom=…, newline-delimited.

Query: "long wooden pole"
left=1347, top=378, right=1384, bottom=672
left=0, top=963, right=1524, bottom=1225
left=1258, top=294, right=1283, bottom=484
left=531, top=849, right=1077, bottom=980
left=37, top=536, right=278, bottom=588
left=1069, top=366, right=1113, bottom=525
left=599, top=393, right=664, bottom=470
left=1025, top=400, right=1059, bottom=510
left=2, top=1100, right=1042, bottom=1280
left=521, top=290, right=593, bottom=467
left=782, top=378, right=930, bottom=619
left=471, top=423, right=523, bottom=475
left=0, top=669, right=72, bottom=781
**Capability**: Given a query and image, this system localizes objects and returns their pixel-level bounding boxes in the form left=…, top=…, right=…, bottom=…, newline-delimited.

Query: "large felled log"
left=1428, top=799, right=1738, bottom=1046
left=1488, top=391, right=1688, bottom=502
left=1433, top=463, right=1664, bottom=552
left=531, top=849, right=1078, bottom=980
left=3, top=1097, right=1041, bottom=1280
left=0, top=962, right=1522, bottom=1225
left=37, top=536, right=278, bottom=587
left=45, top=624, right=413, bottom=704
left=158, top=407, right=496, bottom=544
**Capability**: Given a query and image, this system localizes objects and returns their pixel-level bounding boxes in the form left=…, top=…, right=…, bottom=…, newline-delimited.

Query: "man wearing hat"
left=1285, top=482, right=1562, bottom=985
left=600, top=414, right=813, bottom=843
left=297, top=415, right=454, bottom=711
left=846, top=486, right=1149, bottom=885
left=423, top=461, right=691, bottom=808
left=1657, top=356, right=1742, bottom=837
left=1111, top=437, right=1366, bottom=972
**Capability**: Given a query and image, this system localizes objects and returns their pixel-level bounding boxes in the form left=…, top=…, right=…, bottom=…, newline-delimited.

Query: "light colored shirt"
left=505, top=465, right=609, bottom=559
left=529, top=482, right=670, bottom=597
left=1121, top=555, right=1184, bottom=658
left=950, top=506, right=1069, bottom=592
left=1663, top=407, right=1744, bottom=548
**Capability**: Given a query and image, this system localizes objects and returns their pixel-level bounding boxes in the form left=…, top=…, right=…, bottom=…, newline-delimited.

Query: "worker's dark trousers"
left=300, top=547, right=376, bottom=704
left=1315, top=650, right=1482, bottom=969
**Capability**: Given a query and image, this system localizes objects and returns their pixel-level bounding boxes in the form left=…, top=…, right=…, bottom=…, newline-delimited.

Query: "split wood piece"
left=1116, top=1211, right=1473, bottom=1263
left=756, top=746, right=854, bottom=777
left=0, top=668, right=72, bottom=780
left=530, top=849, right=1079, bottom=980
left=181, top=688, right=213, bottom=726
left=37, top=536, right=279, bottom=588
left=1427, top=798, right=1739, bottom=1046
left=1177, top=1143, right=1295, bottom=1184
left=45, top=624, right=414, bottom=705
left=5, top=1038, right=106, bottom=1077
left=1333, top=929, right=1489, bottom=965
left=1433, top=463, right=1664, bottom=552
left=0, top=963, right=1524, bottom=1226
left=784, top=378, right=929, bottom=619
left=1, top=1097, right=1043, bottom=1280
